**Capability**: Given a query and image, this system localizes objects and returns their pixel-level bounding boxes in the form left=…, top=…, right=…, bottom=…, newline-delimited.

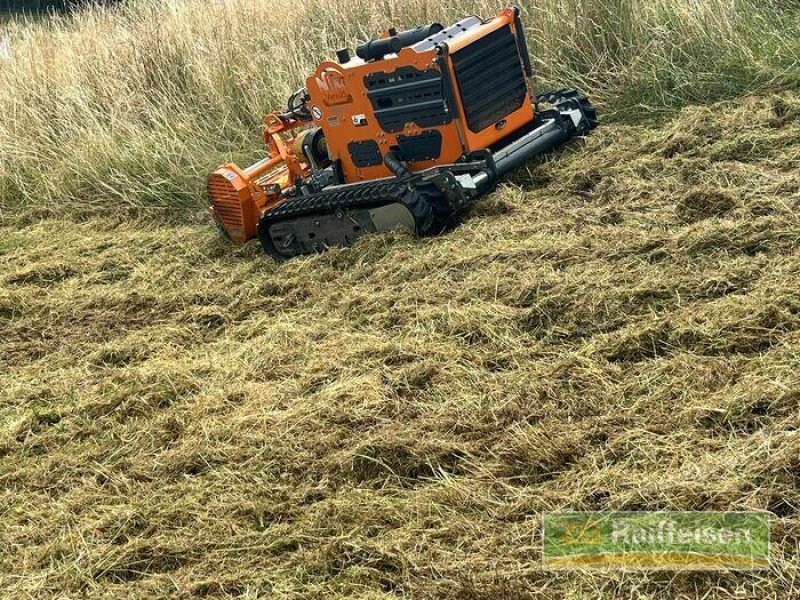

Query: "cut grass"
left=1, top=91, right=799, bottom=598
left=2, top=1, right=800, bottom=597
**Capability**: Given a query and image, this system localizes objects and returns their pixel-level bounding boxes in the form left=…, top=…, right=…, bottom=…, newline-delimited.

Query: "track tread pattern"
left=258, top=177, right=455, bottom=260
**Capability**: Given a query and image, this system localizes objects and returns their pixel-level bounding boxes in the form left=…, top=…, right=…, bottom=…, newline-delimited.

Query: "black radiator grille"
left=451, top=25, right=528, bottom=133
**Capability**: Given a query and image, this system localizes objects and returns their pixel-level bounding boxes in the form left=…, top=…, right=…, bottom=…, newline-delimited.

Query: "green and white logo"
left=542, top=512, right=770, bottom=570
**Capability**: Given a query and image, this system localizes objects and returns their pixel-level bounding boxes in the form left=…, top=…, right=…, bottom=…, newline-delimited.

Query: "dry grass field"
left=1, top=1, right=800, bottom=598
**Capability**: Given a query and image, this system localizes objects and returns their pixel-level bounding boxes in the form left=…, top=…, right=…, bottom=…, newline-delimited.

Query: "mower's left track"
left=257, top=172, right=463, bottom=260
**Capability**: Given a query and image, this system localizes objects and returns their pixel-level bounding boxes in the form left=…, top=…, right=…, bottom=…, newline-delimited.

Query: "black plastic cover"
left=397, top=130, right=443, bottom=162
left=348, top=140, right=383, bottom=167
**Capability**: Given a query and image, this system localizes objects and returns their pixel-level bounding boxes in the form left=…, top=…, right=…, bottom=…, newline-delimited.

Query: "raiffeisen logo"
left=611, top=517, right=753, bottom=547
left=543, top=512, right=770, bottom=570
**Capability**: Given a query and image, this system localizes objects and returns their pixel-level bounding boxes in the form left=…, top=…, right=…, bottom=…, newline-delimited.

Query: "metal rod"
left=493, top=119, right=565, bottom=174
left=244, top=156, right=283, bottom=178
left=473, top=118, right=569, bottom=193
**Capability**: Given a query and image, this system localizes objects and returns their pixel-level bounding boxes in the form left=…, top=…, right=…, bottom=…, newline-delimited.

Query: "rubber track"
left=265, top=178, right=404, bottom=220
left=257, top=175, right=457, bottom=258
left=259, top=176, right=451, bottom=234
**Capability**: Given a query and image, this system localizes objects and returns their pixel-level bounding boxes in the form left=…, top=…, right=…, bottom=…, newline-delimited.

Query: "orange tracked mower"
left=208, top=6, right=597, bottom=260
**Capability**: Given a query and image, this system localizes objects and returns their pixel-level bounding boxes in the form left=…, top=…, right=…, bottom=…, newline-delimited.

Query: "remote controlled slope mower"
left=208, top=6, right=597, bottom=260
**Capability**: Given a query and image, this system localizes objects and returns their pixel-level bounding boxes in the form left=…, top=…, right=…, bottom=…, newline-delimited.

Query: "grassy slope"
left=2, top=92, right=800, bottom=598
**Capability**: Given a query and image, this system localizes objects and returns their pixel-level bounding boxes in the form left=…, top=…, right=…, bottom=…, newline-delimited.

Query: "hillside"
left=2, top=1, right=800, bottom=598
left=2, top=91, right=800, bottom=598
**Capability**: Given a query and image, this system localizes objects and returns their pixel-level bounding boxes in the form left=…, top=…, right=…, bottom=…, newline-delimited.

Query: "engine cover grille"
left=452, top=25, right=528, bottom=133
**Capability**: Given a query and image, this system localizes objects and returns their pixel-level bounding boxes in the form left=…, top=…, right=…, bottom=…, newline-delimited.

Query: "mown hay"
left=2, top=91, right=799, bottom=598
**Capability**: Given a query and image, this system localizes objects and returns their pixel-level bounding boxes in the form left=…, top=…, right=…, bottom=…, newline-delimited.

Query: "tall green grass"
left=0, top=0, right=798, bottom=218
